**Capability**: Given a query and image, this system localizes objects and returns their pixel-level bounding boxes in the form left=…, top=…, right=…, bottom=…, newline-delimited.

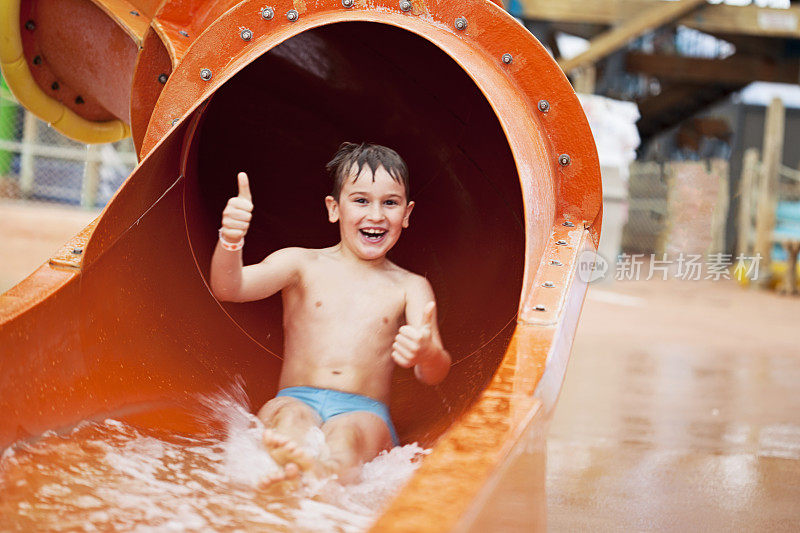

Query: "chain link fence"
left=621, top=160, right=729, bottom=257
left=0, top=80, right=136, bottom=209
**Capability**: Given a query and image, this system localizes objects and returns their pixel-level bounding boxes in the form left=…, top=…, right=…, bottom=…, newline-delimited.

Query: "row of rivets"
left=537, top=234, right=568, bottom=300
left=536, top=101, right=572, bottom=167
left=259, top=6, right=296, bottom=21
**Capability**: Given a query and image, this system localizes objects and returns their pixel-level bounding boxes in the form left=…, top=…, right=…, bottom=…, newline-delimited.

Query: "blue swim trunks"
left=276, top=386, right=400, bottom=446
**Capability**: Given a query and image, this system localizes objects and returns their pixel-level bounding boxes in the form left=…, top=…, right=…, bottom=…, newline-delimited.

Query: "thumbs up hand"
left=220, top=172, right=254, bottom=244
left=392, top=301, right=437, bottom=369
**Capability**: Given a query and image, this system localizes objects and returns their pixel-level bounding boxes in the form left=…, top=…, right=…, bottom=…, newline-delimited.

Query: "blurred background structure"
left=1, top=0, right=799, bottom=530
left=508, top=0, right=800, bottom=293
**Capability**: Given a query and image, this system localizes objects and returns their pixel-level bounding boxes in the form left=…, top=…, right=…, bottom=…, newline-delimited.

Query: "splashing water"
left=0, top=384, right=429, bottom=531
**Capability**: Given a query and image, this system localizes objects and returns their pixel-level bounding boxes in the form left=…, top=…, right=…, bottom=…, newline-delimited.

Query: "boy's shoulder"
left=264, top=246, right=323, bottom=262
left=384, top=261, right=430, bottom=291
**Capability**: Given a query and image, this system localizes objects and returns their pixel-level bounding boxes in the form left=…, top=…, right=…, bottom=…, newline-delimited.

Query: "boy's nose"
left=367, top=204, right=385, bottom=221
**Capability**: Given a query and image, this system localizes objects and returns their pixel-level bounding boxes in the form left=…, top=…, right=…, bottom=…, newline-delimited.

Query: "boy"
left=209, top=142, right=451, bottom=484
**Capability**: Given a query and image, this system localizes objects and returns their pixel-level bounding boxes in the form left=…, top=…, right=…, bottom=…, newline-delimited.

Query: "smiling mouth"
left=360, top=228, right=387, bottom=242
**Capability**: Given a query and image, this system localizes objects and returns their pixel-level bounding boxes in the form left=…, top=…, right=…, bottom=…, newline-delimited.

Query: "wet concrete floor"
left=0, top=201, right=98, bottom=292
left=547, top=279, right=800, bottom=531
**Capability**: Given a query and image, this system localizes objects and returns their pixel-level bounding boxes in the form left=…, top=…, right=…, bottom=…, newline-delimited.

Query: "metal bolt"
left=158, top=73, right=168, bottom=84
left=75, top=96, right=84, bottom=105
left=400, top=0, right=412, bottom=11
left=240, top=28, right=253, bottom=41
left=501, top=53, right=513, bottom=64
left=72, top=248, right=83, bottom=255
left=33, top=55, right=42, bottom=65
left=342, top=0, right=354, bottom=7
left=558, top=153, right=571, bottom=166
left=25, top=20, right=35, bottom=31
left=200, top=68, right=212, bottom=81
left=179, top=30, right=189, bottom=37
left=563, top=221, right=575, bottom=227
left=51, top=82, right=59, bottom=91
left=551, top=260, right=562, bottom=266
left=534, top=304, right=546, bottom=311
left=261, top=6, right=274, bottom=20
left=543, top=281, right=555, bottom=288
left=537, top=99, right=550, bottom=112
left=556, top=240, right=567, bottom=245
left=287, top=9, right=299, bottom=21
left=130, top=10, right=139, bottom=16
left=455, top=17, right=467, bottom=30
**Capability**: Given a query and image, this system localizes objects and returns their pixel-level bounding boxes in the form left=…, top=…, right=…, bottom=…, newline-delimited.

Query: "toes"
left=284, top=463, right=299, bottom=479
left=264, top=470, right=286, bottom=485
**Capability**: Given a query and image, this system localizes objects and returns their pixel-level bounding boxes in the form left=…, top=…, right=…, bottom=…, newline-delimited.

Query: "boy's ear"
left=402, top=200, right=415, bottom=228
left=325, top=195, right=339, bottom=223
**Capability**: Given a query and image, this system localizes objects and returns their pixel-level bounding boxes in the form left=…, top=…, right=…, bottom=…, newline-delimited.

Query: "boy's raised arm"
left=392, top=277, right=451, bottom=385
left=210, top=172, right=300, bottom=303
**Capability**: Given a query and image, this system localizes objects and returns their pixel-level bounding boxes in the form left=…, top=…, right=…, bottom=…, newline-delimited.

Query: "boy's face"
left=325, top=164, right=414, bottom=261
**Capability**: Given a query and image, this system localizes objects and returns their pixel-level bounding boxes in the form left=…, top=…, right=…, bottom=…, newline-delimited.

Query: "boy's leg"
left=319, top=412, right=393, bottom=483
left=257, top=396, right=322, bottom=481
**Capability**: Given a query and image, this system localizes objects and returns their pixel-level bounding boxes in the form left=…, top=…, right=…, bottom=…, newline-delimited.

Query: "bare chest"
left=288, top=264, right=407, bottom=330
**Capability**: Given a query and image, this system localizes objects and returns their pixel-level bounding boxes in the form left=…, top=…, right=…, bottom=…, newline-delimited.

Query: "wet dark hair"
left=326, top=142, right=409, bottom=200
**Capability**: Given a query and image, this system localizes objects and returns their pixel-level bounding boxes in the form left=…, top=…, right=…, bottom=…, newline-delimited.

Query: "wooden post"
left=572, top=64, right=597, bottom=94
left=81, top=144, right=102, bottom=209
left=18, top=111, right=38, bottom=199
left=737, top=148, right=759, bottom=256
left=754, top=97, right=784, bottom=273
left=710, top=159, right=729, bottom=256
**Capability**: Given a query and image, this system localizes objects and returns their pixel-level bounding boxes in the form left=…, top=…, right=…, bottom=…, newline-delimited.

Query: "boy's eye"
left=384, top=200, right=398, bottom=206
left=354, top=198, right=368, bottom=204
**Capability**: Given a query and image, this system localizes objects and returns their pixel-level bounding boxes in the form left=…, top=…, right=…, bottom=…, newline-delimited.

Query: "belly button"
left=332, top=370, right=341, bottom=375
left=316, top=301, right=322, bottom=307
left=382, top=317, right=389, bottom=324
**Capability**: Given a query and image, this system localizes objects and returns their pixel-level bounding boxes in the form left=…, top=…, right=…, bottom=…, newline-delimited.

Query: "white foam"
left=0, top=382, right=430, bottom=531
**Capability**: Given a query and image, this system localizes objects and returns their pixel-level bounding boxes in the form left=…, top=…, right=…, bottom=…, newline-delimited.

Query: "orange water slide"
left=0, top=0, right=601, bottom=530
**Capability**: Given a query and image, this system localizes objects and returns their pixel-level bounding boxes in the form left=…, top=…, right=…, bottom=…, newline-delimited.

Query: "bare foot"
left=262, top=429, right=314, bottom=482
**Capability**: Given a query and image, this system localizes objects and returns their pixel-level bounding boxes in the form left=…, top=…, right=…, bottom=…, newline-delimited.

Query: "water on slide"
left=0, top=381, right=428, bottom=531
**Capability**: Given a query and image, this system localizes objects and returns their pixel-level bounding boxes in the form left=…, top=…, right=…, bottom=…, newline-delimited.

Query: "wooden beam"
left=636, top=82, right=744, bottom=143
left=517, top=0, right=800, bottom=39
left=558, top=0, right=707, bottom=73
left=626, top=52, right=800, bottom=85
left=681, top=3, right=800, bottom=40
left=517, top=0, right=645, bottom=25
